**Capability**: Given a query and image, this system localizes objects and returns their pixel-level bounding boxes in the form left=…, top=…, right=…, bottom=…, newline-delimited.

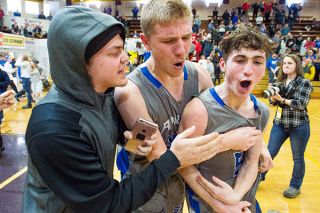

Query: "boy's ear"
left=219, top=57, right=226, bottom=72
left=140, top=33, right=151, bottom=51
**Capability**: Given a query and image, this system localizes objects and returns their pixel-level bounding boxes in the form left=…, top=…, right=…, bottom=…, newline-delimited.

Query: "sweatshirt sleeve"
left=26, top=104, right=180, bottom=213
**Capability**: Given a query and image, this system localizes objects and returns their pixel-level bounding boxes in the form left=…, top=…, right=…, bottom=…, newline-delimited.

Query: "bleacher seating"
left=126, top=15, right=320, bottom=99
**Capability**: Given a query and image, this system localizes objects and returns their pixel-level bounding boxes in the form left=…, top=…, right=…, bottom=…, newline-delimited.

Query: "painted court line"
left=0, top=167, right=27, bottom=190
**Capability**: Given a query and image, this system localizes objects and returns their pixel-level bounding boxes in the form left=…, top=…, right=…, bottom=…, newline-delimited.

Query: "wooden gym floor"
left=0, top=97, right=319, bottom=213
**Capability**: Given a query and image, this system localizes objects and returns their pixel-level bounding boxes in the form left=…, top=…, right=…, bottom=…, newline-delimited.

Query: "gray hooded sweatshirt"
left=22, top=6, right=180, bottom=213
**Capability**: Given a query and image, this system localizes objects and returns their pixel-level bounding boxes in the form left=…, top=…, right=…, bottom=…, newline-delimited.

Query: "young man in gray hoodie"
left=22, top=6, right=223, bottom=213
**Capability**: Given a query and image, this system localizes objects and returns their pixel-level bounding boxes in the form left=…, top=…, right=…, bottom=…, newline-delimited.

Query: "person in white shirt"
left=0, top=56, right=19, bottom=94
left=30, top=61, right=43, bottom=103
left=15, top=54, right=33, bottom=109
left=198, top=54, right=207, bottom=67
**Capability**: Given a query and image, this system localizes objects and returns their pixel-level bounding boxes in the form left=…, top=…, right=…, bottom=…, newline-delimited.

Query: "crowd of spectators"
left=187, top=1, right=320, bottom=83
left=0, top=9, right=52, bottom=39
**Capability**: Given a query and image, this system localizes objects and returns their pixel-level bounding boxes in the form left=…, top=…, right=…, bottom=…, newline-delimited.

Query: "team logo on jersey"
left=161, top=115, right=180, bottom=148
left=161, top=115, right=181, bottom=134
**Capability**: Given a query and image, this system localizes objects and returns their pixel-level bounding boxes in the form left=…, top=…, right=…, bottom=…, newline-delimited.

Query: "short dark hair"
left=218, top=25, right=272, bottom=61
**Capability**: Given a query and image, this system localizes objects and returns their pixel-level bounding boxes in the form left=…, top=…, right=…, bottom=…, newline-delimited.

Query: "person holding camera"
left=264, top=54, right=313, bottom=198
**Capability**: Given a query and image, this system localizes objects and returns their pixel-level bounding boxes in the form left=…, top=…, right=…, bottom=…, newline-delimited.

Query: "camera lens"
left=136, top=133, right=145, bottom=141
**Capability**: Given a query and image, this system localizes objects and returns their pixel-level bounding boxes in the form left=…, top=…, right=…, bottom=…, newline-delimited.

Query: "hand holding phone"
left=125, top=117, right=158, bottom=154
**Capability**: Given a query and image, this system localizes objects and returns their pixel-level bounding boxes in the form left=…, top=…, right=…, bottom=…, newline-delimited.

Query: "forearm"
left=233, top=160, right=258, bottom=198
left=179, top=167, right=224, bottom=212
left=234, top=141, right=261, bottom=198
left=30, top=133, right=180, bottom=213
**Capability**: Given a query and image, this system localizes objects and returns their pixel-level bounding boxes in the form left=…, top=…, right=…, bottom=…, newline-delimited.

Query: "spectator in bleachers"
left=0, top=5, right=4, bottom=31
left=279, top=10, right=286, bottom=25
left=311, top=18, right=320, bottom=30
left=286, top=33, right=296, bottom=51
left=38, top=11, right=46, bottom=19
left=295, top=32, right=304, bottom=52
left=203, top=56, right=215, bottom=82
left=314, top=49, right=320, bottom=81
left=268, top=19, right=276, bottom=38
left=296, top=3, right=303, bottom=23
left=135, top=41, right=145, bottom=65
left=192, top=20, right=199, bottom=33
left=11, top=23, right=20, bottom=34
left=304, top=49, right=316, bottom=62
left=208, top=20, right=214, bottom=32
left=192, top=7, right=197, bottom=19
left=132, top=6, right=139, bottom=20
left=222, top=10, right=230, bottom=25
left=33, top=25, right=42, bottom=38
left=231, top=11, right=238, bottom=26
left=230, top=8, right=236, bottom=20
left=256, top=13, right=264, bottom=26
left=260, top=23, right=267, bottom=34
left=314, top=37, right=320, bottom=50
left=303, top=58, right=315, bottom=80
left=281, top=23, right=290, bottom=36
left=47, top=13, right=53, bottom=21
left=198, top=54, right=206, bottom=67
left=300, top=39, right=307, bottom=57
left=131, top=30, right=138, bottom=38
left=267, top=53, right=279, bottom=84
left=211, top=52, right=221, bottom=86
left=23, top=24, right=31, bottom=37
left=263, top=1, right=273, bottom=23
left=190, top=50, right=199, bottom=62
left=103, top=6, right=112, bottom=15
left=274, top=7, right=282, bottom=25
left=252, top=1, right=260, bottom=21
left=236, top=4, right=243, bottom=17
left=288, top=11, right=295, bottom=29
left=212, top=6, right=218, bottom=19
left=279, top=37, right=287, bottom=55
left=242, top=0, right=250, bottom=18
left=305, top=37, right=315, bottom=51
left=202, top=35, right=213, bottom=57
left=13, top=10, right=21, bottom=17
left=115, top=9, right=120, bottom=19
left=272, top=31, right=282, bottom=54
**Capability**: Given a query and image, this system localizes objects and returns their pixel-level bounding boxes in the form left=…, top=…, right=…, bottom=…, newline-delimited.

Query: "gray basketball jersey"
left=128, top=61, right=199, bottom=147
left=197, top=88, right=269, bottom=212
left=126, top=61, right=199, bottom=213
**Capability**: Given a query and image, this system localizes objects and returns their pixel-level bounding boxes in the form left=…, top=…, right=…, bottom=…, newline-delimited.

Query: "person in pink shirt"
left=305, top=37, right=315, bottom=50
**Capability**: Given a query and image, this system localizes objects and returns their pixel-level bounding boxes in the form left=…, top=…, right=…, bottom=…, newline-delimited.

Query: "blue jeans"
left=267, top=122, right=310, bottom=189
left=21, top=77, right=32, bottom=105
left=268, top=68, right=275, bottom=83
